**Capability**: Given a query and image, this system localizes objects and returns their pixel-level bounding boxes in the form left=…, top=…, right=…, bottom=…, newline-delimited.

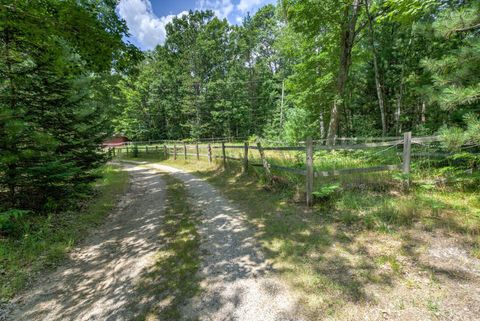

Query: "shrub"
left=132, top=144, right=139, bottom=158
left=0, top=209, right=31, bottom=237
left=312, top=183, right=341, bottom=201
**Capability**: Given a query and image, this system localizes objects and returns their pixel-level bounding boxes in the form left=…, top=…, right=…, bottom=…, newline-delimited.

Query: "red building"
left=103, top=135, right=129, bottom=147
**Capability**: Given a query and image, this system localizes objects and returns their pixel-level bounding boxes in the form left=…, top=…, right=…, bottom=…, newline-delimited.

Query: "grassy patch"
left=133, top=174, right=201, bottom=321
left=128, top=155, right=480, bottom=319
left=0, top=164, right=129, bottom=300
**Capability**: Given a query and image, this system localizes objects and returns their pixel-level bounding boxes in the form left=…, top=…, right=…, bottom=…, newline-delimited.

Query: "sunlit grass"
left=128, top=154, right=480, bottom=319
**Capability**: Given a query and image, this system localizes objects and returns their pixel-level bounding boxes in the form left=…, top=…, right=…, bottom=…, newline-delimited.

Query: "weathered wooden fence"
left=110, top=132, right=446, bottom=206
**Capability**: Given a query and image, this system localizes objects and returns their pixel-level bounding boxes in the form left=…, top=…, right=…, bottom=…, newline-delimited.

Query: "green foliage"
left=114, top=7, right=283, bottom=141
left=440, top=113, right=480, bottom=150
left=0, top=0, right=139, bottom=211
left=0, top=209, right=31, bottom=236
left=312, top=183, right=341, bottom=201
left=283, top=108, right=318, bottom=143
left=114, top=1, right=478, bottom=146
left=0, top=165, right=128, bottom=299
left=421, top=2, right=480, bottom=140
left=132, top=144, right=139, bottom=158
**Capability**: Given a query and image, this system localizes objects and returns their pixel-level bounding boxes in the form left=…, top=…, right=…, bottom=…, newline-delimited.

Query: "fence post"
left=306, top=137, right=314, bottom=207
left=155, top=145, right=158, bottom=153
left=164, top=145, right=168, bottom=158
left=184, top=142, right=187, bottom=160
left=126, top=146, right=129, bottom=155
left=208, top=144, right=212, bottom=164
left=243, top=142, right=249, bottom=174
left=146, top=146, right=148, bottom=154
left=113, top=147, right=116, bottom=157
left=174, top=144, right=177, bottom=160
left=196, top=143, right=200, bottom=161
left=402, top=131, right=412, bottom=175
left=222, top=142, right=226, bottom=167
left=257, top=141, right=272, bottom=182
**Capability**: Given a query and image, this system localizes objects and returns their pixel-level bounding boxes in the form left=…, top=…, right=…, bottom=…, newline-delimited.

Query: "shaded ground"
left=7, top=157, right=479, bottom=320
left=143, top=159, right=480, bottom=321
left=7, top=165, right=167, bottom=321
left=137, top=162, right=306, bottom=321
left=6, top=161, right=305, bottom=321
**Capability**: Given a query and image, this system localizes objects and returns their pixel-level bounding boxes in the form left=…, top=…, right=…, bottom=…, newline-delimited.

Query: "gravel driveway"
left=7, top=165, right=167, bottom=321
left=144, top=163, right=305, bottom=321
left=6, top=162, right=304, bottom=321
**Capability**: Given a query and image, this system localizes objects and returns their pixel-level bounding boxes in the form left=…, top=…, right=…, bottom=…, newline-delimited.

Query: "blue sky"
left=117, top=0, right=276, bottom=50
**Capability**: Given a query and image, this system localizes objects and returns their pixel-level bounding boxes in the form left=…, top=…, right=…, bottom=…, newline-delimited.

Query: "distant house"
left=103, top=135, right=129, bottom=147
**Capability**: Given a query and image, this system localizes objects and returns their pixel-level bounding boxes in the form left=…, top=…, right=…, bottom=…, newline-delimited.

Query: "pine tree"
left=0, top=0, right=139, bottom=210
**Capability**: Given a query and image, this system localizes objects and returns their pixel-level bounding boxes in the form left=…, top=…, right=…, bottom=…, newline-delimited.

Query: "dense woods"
left=115, top=0, right=479, bottom=145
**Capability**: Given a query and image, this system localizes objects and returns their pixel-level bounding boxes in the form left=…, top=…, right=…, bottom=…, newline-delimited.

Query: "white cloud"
left=197, top=0, right=234, bottom=19
left=117, top=0, right=187, bottom=50
left=237, top=0, right=265, bottom=12
left=118, top=0, right=275, bottom=49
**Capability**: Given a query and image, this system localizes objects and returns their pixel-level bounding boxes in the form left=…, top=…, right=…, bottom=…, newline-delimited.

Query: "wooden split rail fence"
left=110, top=132, right=443, bottom=206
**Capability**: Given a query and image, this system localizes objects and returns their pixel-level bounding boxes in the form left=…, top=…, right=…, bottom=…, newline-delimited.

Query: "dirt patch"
left=324, top=230, right=480, bottom=321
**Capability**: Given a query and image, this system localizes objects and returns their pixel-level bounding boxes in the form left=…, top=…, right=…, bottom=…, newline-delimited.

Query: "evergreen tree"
left=0, top=0, right=139, bottom=210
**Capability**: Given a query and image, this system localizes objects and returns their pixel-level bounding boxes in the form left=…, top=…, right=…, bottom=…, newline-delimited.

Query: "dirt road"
left=8, top=165, right=167, bottom=321
left=145, top=163, right=305, bottom=321
left=8, top=162, right=304, bottom=320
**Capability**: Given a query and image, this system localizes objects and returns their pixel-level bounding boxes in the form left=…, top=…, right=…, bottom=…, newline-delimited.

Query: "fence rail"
left=109, top=132, right=457, bottom=206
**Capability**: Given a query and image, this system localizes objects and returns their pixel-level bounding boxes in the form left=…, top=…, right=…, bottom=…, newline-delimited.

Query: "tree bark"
left=319, top=111, right=325, bottom=139
left=326, top=0, right=362, bottom=144
left=365, top=0, right=387, bottom=136
left=421, top=101, right=426, bottom=124
left=395, top=93, right=402, bottom=135
left=4, top=16, right=18, bottom=206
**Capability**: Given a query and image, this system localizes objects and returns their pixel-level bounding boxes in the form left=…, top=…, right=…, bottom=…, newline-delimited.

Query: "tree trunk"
left=319, top=111, right=325, bottom=139
left=421, top=101, right=426, bottom=123
left=280, top=80, right=285, bottom=128
left=395, top=94, right=402, bottom=135
left=365, top=0, right=387, bottom=136
left=326, top=0, right=362, bottom=144
left=4, top=19, right=18, bottom=206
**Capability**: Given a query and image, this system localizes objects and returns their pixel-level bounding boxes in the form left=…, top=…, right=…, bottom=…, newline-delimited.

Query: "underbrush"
left=0, top=165, right=129, bottom=300
left=121, top=148, right=479, bottom=235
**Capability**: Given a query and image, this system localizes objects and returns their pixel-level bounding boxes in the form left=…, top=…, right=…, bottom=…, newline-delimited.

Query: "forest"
left=0, top=0, right=480, bottom=318
left=116, top=0, right=480, bottom=146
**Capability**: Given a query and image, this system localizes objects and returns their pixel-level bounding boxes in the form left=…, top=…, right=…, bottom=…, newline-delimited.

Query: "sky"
left=117, top=0, right=276, bottom=50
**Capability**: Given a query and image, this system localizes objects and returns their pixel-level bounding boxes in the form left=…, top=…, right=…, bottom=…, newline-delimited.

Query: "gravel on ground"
left=7, top=165, right=167, bottom=321
left=143, top=162, right=306, bottom=321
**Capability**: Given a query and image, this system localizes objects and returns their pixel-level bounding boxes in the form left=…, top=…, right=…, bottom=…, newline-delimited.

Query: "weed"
left=426, top=299, right=440, bottom=314
left=312, top=183, right=341, bottom=201
left=376, top=255, right=402, bottom=274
